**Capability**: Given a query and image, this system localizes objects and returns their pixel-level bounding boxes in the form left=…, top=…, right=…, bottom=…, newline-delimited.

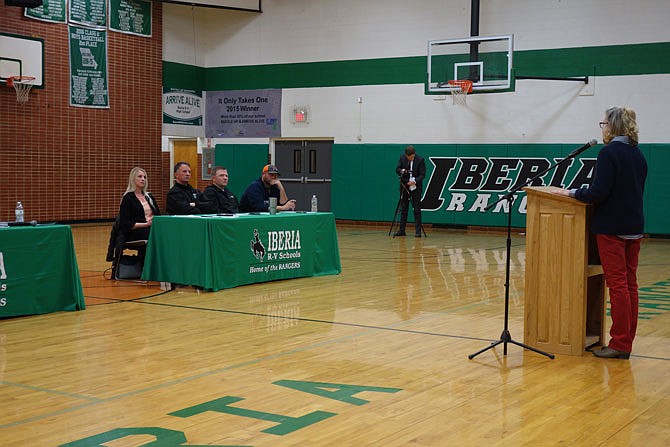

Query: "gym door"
left=274, top=140, right=333, bottom=212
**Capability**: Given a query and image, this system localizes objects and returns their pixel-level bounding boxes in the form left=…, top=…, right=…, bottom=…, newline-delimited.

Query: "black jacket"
left=106, top=192, right=160, bottom=262
left=396, top=153, right=426, bottom=191
left=166, top=182, right=216, bottom=215
left=203, top=185, right=240, bottom=213
left=574, top=140, right=647, bottom=234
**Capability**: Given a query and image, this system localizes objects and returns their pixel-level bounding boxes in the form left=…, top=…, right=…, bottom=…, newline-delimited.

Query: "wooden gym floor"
left=1, top=223, right=669, bottom=446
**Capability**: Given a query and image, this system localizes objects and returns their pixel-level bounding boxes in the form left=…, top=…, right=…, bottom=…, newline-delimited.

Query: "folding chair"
left=111, top=240, right=148, bottom=280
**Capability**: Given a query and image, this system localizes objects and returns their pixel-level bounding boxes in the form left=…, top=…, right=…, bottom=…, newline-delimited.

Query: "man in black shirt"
left=166, top=161, right=215, bottom=214
left=203, top=166, right=240, bottom=214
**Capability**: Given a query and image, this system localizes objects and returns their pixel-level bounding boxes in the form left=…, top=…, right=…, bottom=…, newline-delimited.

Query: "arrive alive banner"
left=163, top=88, right=202, bottom=126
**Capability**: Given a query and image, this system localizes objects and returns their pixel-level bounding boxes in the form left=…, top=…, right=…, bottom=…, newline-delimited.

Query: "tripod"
left=468, top=140, right=596, bottom=359
left=389, top=177, right=427, bottom=238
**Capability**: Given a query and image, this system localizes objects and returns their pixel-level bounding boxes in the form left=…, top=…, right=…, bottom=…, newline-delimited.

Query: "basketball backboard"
left=0, top=33, right=44, bottom=88
left=427, top=34, right=513, bottom=94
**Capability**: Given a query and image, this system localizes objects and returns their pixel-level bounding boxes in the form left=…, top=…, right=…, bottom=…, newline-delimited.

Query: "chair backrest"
left=113, top=240, right=148, bottom=280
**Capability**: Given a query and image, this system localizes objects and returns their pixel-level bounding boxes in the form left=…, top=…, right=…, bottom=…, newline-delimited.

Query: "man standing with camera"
left=395, top=145, right=426, bottom=237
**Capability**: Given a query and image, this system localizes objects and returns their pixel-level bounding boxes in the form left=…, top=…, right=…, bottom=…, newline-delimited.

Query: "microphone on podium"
left=568, top=139, right=598, bottom=158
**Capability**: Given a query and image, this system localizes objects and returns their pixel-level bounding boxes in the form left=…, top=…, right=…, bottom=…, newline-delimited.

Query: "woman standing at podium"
left=554, top=106, right=647, bottom=359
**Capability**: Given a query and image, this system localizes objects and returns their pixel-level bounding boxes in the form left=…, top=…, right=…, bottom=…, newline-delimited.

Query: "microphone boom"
left=568, top=139, right=598, bottom=158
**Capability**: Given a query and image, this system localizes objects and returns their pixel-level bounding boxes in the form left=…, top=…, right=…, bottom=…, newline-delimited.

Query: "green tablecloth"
left=142, top=212, right=341, bottom=291
left=0, top=225, right=85, bottom=318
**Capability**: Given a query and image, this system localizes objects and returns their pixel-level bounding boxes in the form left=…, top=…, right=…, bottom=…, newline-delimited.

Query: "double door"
left=274, top=140, right=333, bottom=212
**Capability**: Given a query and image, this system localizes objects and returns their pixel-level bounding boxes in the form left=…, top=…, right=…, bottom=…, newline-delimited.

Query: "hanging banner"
left=163, top=87, right=202, bottom=125
left=206, top=89, right=281, bottom=138
left=109, top=0, right=152, bottom=37
left=69, top=0, right=107, bottom=29
left=24, top=0, right=67, bottom=23
left=69, top=25, right=109, bottom=108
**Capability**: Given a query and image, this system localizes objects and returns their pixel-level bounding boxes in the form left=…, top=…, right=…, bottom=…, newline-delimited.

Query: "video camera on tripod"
left=398, top=169, right=416, bottom=191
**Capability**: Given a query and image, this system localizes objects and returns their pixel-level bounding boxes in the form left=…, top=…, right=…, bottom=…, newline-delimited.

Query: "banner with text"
left=24, top=0, right=67, bottom=23
left=163, top=87, right=202, bottom=126
left=69, top=25, right=109, bottom=108
left=69, top=0, right=107, bottom=29
left=109, top=0, right=152, bottom=37
left=206, top=89, right=281, bottom=138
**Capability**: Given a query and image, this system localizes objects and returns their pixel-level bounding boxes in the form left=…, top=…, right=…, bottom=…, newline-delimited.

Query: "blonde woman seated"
left=106, top=167, right=161, bottom=264
left=118, top=167, right=161, bottom=242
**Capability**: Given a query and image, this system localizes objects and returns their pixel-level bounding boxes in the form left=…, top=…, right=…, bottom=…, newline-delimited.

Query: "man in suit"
left=394, top=145, right=426, bottom=237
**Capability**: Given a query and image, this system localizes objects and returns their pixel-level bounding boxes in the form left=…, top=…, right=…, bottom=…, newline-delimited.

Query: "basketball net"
left=7, top=76, right=35, bottom=104
left=447, top=80, right=473, bottom=106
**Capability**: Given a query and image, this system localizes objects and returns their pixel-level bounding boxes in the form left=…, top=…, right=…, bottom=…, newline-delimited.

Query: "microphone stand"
left=468, top=144, right=593, bottom=360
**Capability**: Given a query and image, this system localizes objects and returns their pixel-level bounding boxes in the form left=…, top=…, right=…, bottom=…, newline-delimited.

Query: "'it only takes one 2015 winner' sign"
left=206, top=89, right=281, bottom=138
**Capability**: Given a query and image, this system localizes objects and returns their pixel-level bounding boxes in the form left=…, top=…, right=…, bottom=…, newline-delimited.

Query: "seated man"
left=239, top=164, right=296, bottom=212
left=202, top=166, right=240, bottom=214
left=166, top=161, right=216, bottom=214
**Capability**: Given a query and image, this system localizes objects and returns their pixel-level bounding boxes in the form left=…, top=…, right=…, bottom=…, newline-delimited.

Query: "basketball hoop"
left=447, top=80, right=473, bottom=106
left=7, top=76, right=35, bottom=104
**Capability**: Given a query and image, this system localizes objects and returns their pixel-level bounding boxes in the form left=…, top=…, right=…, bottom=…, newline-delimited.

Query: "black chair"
left=112, top=240, right=147, bottom=280
left=106, top=217, right=147, bottom=281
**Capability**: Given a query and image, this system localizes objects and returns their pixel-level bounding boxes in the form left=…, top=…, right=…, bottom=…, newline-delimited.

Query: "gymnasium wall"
left=0, top=4, right=164, bottom=223
left=162, top=0, right=670, bottom=234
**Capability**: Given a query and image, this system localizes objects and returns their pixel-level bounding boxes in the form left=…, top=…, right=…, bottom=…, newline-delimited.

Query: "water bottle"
left=15, top=201, right=24, bottom=223
left=310, top=194, right=318, bottom=212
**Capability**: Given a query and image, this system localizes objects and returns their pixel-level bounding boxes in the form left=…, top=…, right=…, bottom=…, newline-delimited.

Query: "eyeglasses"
left=599, top=121, right=608, bottom=128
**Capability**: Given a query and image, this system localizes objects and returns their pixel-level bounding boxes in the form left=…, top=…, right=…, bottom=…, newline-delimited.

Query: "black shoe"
left=592, top=346, right=630, bottom=359
left=394, top=231, right=406, bottom=237
left=415, top=233, right=421, bottom=238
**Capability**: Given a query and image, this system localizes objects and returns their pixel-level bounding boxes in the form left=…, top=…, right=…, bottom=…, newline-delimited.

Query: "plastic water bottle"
left=15, top=201, right=24, bottom=223
left=310, top=194, right=318, bottom=212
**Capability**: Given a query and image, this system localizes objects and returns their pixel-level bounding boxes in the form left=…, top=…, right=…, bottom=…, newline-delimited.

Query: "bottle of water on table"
left=15, top=201, right=24, bottom=223
left=311, top=194, right=318, bottom=212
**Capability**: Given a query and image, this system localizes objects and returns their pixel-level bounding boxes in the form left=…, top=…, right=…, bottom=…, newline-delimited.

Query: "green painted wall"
left=164, top=42, right=670, bottom=91
left=332, top=143, right=669, bottom=236
left=214, top=144, right=269, bottom=198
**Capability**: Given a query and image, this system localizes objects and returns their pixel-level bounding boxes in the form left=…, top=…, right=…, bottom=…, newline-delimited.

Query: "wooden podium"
left=523, top=186, right=606, bottom=356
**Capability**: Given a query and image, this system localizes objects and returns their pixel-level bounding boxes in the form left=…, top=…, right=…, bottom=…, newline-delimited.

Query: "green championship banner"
left=109, top=0, right=152, bottom=37
left=69, top=25, right=109, bottom=108
left=0, top=225, right=85, bottom=318
left=69, top=0, right=107, bottom=29
left=24, top=0, right=67, bottom=23
left=142, top=213, right=341, bottom=291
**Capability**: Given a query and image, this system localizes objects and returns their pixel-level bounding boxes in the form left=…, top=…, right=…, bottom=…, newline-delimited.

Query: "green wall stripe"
left=163, top=62, right=206, bottom=89
left=163, top=42, right=670, bottom=91
left=515, top=42, right=670, bottom=78
left=202, top=56, right=424, bottom=90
